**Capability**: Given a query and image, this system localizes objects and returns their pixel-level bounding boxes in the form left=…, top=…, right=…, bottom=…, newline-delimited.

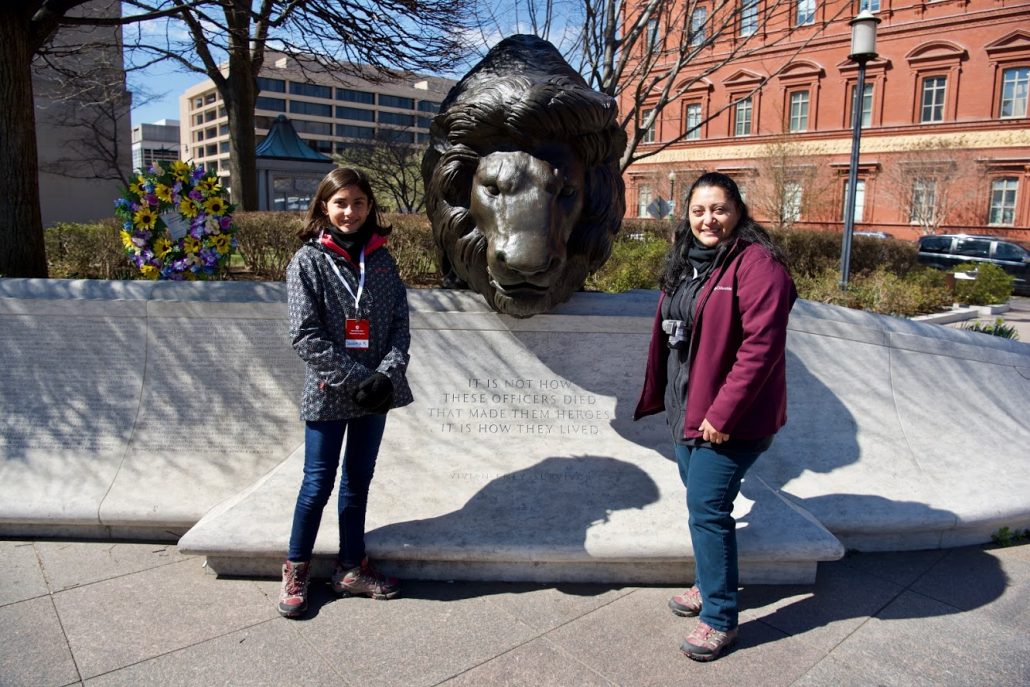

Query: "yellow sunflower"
left=120, top=230, right=135, bottom=251
left=204, top=196, right=227, bottom=216
left=129, top=175, right=147, bottom=198
left=170, top=160, right=191, bottom=181
left=197, top=177, right=221, bottom=193
left=154, top=237, right=173, bottom=258
left=140, top=265, right=160, bottom=280
left=155, top=184, right=173, bottom=203
left=179, top=198, right=198, bottom=219
left=133, top=206, right=157, bottom=230
left=183, top=236, right=201, bottom=254
left=211, top=234, right=231, bottom=253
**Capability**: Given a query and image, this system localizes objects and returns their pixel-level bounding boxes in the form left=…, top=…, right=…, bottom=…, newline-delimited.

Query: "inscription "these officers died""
left=428, top=377, right=611, bottom=436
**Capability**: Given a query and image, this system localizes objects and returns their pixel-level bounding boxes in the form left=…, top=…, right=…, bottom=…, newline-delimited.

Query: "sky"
left=129, top=65, right=204, bottom=126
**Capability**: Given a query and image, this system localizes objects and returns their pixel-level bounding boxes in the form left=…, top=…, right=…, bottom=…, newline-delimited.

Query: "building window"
left=379, top=94, right=414, bottom=109
left=220, top=141, right=229, bottom=154
left=989, top=178, right=1018, bottom=225
left=784, top=181, right=802, bottom=222
left=338, top=88, right=375, bottom=104
left=337, top=124, right=376, bottom=139
left=689, top=8, right=707, bottom=47
left=920, top=76, right=946, bottom=123
left=291, top=119, right=332, bottom=136
left=204, top=110, right=217, bottom=122
left=379, top=129, right=416, bottom=144
left=734, top=97, right=752, bottom=136
left=850, top=83, right=873, bottom=128
left=642, top=109, right=656, bottom=143
left=336, top=106, right=375, bottom=122
left=256, top=96, right=286, bottom=112
left=843, top=179, right=866, bottom=222
left=740, top=0, right=759, bottom=36
left=290, top=100, right=333, bottom=118
left=194, top=114, right=203, bottom=126
left=204, top=93, right=216, bottom=104
left=205, top=144, right=217, bottom=157
left=796, top=0, right=815, bottom=26
left=638, top=185, right=653, bottom=218
left=289, top=81, right=332, bottom=99
left=257, top=77, right=286, bottom=93
left=1000, top=67, right=1029, bottom=119
left=219, top=124, right=229, bottom=135
left=789, top=90, right=809, bottom=132
left=646, top=16, right=660, bottom=52
left=417, top=116, right=433, bottom=128
left=379, top=111, right=415, bottom=126
left=860, top=0, right=880, bottom=11
left=417, top=100, right=440, bottom=113
left=910, top=179, right=937, bottom=223
left=685, top=103, right=702, bottom=140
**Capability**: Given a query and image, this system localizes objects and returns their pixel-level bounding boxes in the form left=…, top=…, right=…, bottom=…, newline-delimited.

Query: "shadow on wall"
left=367, top=454, right=660, bottom=598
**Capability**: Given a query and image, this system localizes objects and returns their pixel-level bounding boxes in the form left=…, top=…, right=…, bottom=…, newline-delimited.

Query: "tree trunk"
left=221, top=51, right=259, bottom=211
left=0, top=10, right=48, bottom=277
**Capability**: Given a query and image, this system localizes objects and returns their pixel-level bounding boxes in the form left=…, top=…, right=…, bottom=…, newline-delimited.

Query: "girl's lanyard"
left=324, top=248, right=370, bottom=349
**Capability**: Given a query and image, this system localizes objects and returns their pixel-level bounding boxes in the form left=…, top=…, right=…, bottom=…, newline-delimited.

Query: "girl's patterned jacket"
left=286, top=234, right=413, bottom=421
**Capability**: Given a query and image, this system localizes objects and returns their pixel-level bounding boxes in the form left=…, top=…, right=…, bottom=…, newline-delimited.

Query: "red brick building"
left=623, top=0, right=1030, bottom=241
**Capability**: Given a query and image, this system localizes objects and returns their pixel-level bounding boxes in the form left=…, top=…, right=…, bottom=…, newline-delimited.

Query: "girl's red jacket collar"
left=318, top=231, right=388, bottom=264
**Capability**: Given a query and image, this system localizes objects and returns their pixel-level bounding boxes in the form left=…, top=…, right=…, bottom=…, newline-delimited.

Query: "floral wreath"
left=114, top=160, right=237, bottom=280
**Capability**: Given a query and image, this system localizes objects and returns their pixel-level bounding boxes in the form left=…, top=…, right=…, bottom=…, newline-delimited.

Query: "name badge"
left=345, top=319, right=370, bottom=349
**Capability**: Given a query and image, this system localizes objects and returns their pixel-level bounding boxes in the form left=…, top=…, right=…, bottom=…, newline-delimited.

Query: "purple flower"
left=191, top=166, right=205, bottom=182
left=145, top=193, right=159, bottom=206
left=173, top=257, right=190, bottom=272
left=219, top=215, right=232, bottom=230
left=189, top=189, right=203, bottom=201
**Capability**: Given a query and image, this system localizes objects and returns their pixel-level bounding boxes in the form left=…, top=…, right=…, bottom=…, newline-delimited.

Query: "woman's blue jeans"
left=675, top=443, right=763, bottom=632
left=287, top=414, right=387, bottom=566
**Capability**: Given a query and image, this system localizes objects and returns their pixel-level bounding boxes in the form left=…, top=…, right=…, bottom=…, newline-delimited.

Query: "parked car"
left=915, top=234, right=1030, bottom=295
left=854, top=231, right=894, bottom=239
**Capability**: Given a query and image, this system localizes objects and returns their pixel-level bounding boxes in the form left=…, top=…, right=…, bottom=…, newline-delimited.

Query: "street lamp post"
left=668, top=171, right=677, bottom=219
left=840, top=10, right=881, bottom=289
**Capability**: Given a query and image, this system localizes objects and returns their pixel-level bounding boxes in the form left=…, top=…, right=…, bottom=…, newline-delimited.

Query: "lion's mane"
left=421, top=34, right=627, bottom=316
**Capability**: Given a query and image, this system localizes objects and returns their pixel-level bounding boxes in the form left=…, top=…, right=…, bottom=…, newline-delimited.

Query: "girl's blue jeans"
left=675, top=443, right=763, bottom=632
left=287, top=414, right=387, bottom=566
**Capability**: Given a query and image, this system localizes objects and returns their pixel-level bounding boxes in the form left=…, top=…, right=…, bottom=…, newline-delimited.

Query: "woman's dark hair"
left=298, top=167, right=392, bottom=239
left=660, top=172, right=787, bottom=293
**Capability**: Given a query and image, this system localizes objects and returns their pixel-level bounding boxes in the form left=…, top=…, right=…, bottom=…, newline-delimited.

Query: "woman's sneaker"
left=668, top=587, right=702, bottom=617
left=331, top=557, right=400, bottom=599
left=277, top=560, right=310, bottom=618
left=680, top=621, right=738, bottom=661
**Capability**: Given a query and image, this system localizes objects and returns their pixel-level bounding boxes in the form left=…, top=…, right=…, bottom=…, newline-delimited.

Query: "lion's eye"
left=560, top=185, right=577, bottom=197
left=485, top=184, right=500, bottom=196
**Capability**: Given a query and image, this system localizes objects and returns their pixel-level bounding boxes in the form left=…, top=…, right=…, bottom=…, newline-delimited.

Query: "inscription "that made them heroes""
left=428, top=377, right=611, bottom=436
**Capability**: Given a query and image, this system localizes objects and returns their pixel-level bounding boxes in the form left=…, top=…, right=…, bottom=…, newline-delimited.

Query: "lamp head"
left=849, top=10, right=881, bottom=61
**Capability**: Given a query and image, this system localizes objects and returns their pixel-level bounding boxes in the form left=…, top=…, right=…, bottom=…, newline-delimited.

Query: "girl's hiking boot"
left=331, top=557, right=400, bottom=599
left=668, top=587, right=702, bottom=616
left=680, top=621, right=738, bottom=662
left=277, top=560, right=310, bottom=618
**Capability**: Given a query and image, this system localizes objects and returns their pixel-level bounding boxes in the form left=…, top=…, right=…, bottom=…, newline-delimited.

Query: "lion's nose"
left=494, top=245, right=557, bottom=275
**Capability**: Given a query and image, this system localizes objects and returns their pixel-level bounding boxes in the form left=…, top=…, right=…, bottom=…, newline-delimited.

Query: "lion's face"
left=468, top=147, right=585, bottom=316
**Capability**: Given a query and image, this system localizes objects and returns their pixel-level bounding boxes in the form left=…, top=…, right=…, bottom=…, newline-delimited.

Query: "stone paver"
left=2, top=539, right=1029, bottom=686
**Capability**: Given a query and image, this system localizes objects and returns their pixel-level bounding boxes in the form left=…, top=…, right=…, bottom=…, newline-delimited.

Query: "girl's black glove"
left=353, top=372, right=394, bottom=413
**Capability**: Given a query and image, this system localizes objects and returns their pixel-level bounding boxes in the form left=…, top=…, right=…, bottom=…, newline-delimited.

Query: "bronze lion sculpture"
left=421, top=35, right=627, bottom=317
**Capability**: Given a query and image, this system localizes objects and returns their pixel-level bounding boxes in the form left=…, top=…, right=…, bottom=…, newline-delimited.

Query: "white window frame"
left=641, top=108, right=656, bottom=143
left=796, top=0, right=815, bottom=26
left=920, top=76, right=947, bottom=123
left=638, top=184, right=653, bottom=218
left=789, top=90, right=810, bottom=132
left=910, top=179, right=937, bottom=223
left=685, top=103, right=702, bottom=140
left=851, top=83, right=873, bottom=128
left=1000, top=67, right=1029, bottom=119
left=784, top=181, right=802, bottom=222
left=734, top=97, right=753, bottom=136
left=740, top=0, right=759, bottom=37
left=989, top=178, right=1018, bottom=225
left=689, top=7, right=708, bottom=47
left=843, top=179, right=866, bottom=222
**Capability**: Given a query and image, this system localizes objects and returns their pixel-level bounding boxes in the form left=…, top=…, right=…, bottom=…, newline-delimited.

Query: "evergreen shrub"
left=45, top=220, right=136, bottom=280
left=952, top=262, right=1014, bottom=305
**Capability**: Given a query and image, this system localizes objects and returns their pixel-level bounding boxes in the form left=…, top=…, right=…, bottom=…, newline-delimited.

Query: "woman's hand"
left=698, top=418, right=730, bottom=444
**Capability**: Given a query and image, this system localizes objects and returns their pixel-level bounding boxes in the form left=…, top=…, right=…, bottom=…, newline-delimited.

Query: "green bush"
left=769, top=228, right=919, bottom=279
left=952, top=262, right=1014, bottom=305
left=383, top=213, right=442, bottom=287
left=794, top=265, right=952, bottom=316
left=585, top=233, right=668, bottom=293
left=45, top=220, right=137, bottom=280
left=232, top=211, right=303, bottom=281
left=962, top=318, right=1019, bottom=340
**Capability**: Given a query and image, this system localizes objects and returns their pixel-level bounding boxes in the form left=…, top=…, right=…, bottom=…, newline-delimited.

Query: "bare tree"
left=334, top=131, right=427, bottom=214
left=1, top=1, right=471, bottom=277
left=749, top=130, right=837, bottom=230
left=879, top=139, right=982, bottom=236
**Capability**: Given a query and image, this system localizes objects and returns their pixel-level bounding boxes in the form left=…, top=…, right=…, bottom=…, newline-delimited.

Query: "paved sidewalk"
left=946, top=295, right=1030, bottom=341
left=3, top=539, right=1028, bottom=686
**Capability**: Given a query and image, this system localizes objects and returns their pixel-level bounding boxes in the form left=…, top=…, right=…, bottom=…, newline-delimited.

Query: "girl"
left=279, top=168, right=413, bottom=618
left=635, top=172, right=796, bottom=660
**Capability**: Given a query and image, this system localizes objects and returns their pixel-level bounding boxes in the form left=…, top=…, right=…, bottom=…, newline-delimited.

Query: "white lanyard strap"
left=323, top=247, right=365, bottom=309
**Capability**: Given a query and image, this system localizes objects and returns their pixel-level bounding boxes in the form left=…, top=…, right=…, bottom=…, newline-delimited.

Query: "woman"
left=279, top=168, right=413, bottom=618
left=635, top=172, right=796, bottom=660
